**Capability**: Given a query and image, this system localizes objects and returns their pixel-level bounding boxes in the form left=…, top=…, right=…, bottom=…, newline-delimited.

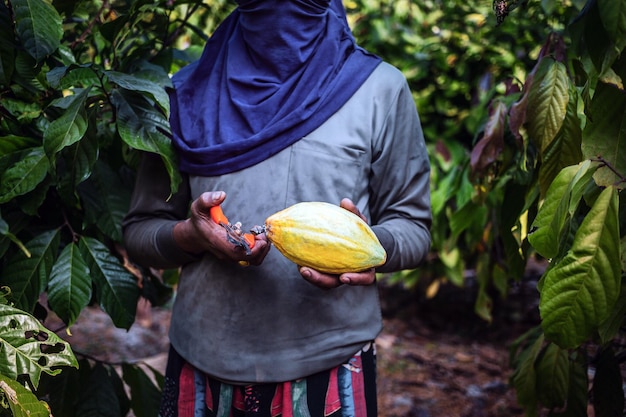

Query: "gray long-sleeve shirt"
left=123, top=62, right=431, bottom=384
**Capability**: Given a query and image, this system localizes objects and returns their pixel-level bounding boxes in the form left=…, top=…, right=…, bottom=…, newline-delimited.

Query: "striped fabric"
left=159, top=344, right=377, bottom=417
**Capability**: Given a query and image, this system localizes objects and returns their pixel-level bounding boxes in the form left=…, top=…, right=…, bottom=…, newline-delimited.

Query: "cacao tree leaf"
left=449, top=200, right=488, bottom=240
left=535, top=342, right=569, bottom=408
left=74, top=363, right=127, bottom=417
left=581, top=81, right=626, bottom=189
left=539, top=186, right=621, bottom=348
left=597, top=0, right=626, bottom=52
left=78, top=162, right=131, bottom=243
left=592, top=347, right=624, bottom=417
left=65, top=128, right=99, bottom=186
left=43, top=88, right=90, bottom=158
left=111, top=89, right=180, bottom=194
left=552, top=352, right=589, bottom=417
left=11, top=0, right=62, bottom=62
left=0, top=229, right=59, bottom=312
left=528, top=161, right=596, bottom=259
left=511, top=331, right=545, bottom=414
left=0, top=303, right=77, bottom=389
left=537, top=84, right=583, bottom=197
left=0, top=374, right=51, bottom=417
left=597, top=279, right=626, bottom=344
left=47, top=65, right=100, bottom=89
left=79, top=237, right=139, bottom=330
left=106, top=70, right=171, bottom=116
left=470, top=100, right=507, bottom=178
left=0, top=147, right=50, bottom=204
left=0, top=1, right=15, bottom=86
left=46, top=243, right=92, bottom=328
left=0, top=136, right=39, bottom=158
left=122, top=364, right=162, bottom=417
left=526, top=58, right=570, bottom=153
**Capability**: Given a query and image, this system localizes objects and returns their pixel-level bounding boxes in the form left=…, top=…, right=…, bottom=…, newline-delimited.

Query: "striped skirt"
left=159, top=343, right=377, bottom=417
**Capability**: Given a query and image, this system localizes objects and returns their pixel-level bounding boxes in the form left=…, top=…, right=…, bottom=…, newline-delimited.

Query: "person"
left=122, top=0, right=432, bottom=415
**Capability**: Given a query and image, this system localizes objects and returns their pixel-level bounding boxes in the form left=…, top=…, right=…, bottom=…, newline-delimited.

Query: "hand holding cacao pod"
left=264, top=201, right=387, bottom=274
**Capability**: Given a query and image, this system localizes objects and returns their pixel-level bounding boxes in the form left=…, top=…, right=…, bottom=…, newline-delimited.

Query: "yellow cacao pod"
left=265, top=201, right=387, bottom=274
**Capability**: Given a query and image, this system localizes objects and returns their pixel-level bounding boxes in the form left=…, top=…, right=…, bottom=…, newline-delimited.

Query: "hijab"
left=169, top=0, right=382, bottom=176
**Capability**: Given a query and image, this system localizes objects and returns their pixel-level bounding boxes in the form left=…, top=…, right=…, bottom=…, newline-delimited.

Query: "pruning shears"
left=210, top=205, right=256, bottom=255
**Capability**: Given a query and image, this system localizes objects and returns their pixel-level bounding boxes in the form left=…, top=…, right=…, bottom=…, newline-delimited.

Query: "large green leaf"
left=74, top=363, right=127, bottom=417
left=47, top=243, right=92, bottom=328
left=582, top=81, right=626, bottom=189
left=0, top=374, right=51, bottom=417
left=43, top=88, right=90, bottom=158
left=526, top=58, right=570, bottom=153
left=105, top=71, right=171, bottom=117
left=535, top=342, right=569, bottom=408
left=78, top=162, right=131, bottom=243
left=597, top=0, right=626, bottom=52
left=0, top=1, right=15, bottom=86
left=0, top=147, right=50, bottom=204
left=11, top=0, right=62, bottom=62
left=537, top=83, right=583, bottom=197
left=539, top=186, right=621, bottom=348
left=511, top=331, right=545, bottom=414
left=0, top=303, right=77, bottom=389
left=0, top=229, right=59, bottom=312
left=111, top=89, right=181, bottom=194
left=122, top=364, right=162, bottom=417
left=79, top=237, right=139, bottom=330
left=528, top=161, right=596, bottom=259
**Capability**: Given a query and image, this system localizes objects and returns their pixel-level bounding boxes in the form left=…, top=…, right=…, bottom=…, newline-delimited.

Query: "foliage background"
left=0, top=0, right=624, bottom=415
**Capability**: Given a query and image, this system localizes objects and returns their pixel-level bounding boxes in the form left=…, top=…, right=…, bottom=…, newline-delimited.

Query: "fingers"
left=299, top=267, right=376, bottom=289
left=339, top=198, right=367, bottom=222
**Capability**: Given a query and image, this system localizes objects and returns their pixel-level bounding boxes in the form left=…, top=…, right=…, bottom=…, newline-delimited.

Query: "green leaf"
left=582, top=81, right=626, bottom=188
left=79, top=237, right=139, bottom=330
left=0, top=303, right=77, bottom=389
left=74, top=363, right=127, bottom=417
left=11, top=0, right=63, bottom=62
left=528, top=161, right=596, bottom=259
left=539, top=186, right=621, bottom=348
left=0, top=147, right=50, bottom=204
left=47, top=65, right=100, bottom=89
left=78, top=162, right=131, bottom=243
left=111, top=89, right=180, bottom=194
left=535, top=342, right=569, bottom=408
left=0, top=229, right=59, bottom=312
left=47, top=243, right=92, bottom=328
left=122, top=364, right=162, bottom=417
left=0, top=136, right=39, bottom=158
left=526, top=58, right=570, bottom=153
left=511, top=331, right=545, bottom=415
left=537, top=83, right=583, bottom=197
left=43, top=88, right=90, bottom=158
left=106, top=71, right=171, bottom=117
left=554, top=352, right=588, bottom=417
left=0, top=1, right=15, bottom=86
left=597, top=278, right=626, bottom=344
left=449, top=200, right=488, bottom=239
left=0, top=374, right=52, bottom=417
left=597, top=0, right=626, bottom=52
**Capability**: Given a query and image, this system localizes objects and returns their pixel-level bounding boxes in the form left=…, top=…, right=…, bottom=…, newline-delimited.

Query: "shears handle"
left=209, top=205, right=256, bottom=250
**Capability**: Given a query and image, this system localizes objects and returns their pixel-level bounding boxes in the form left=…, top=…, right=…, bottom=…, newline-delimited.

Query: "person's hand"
left=173, top=191, right=270, bottom=265
left=299, top=198, right=377, bottom=289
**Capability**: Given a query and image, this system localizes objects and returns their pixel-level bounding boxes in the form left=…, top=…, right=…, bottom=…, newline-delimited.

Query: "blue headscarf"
left=169, top=0, right=382, bottom=176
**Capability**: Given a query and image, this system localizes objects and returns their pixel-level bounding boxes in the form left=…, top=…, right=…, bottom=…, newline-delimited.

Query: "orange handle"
left=210, top=205, right=228, bottom=225
left=243, top=233, right=255, bottom=249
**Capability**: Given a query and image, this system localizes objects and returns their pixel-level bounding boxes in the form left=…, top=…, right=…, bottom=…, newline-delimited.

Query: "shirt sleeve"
left=122, top=152, right=199, bottom=269
left=369, top=72, right=432, bottom=273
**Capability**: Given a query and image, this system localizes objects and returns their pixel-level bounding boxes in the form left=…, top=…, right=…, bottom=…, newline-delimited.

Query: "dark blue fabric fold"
left=169, top=0, right=381, bottom=176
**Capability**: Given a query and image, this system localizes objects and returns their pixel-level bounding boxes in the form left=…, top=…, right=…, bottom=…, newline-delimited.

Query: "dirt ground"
left=56, top=277, right=540, bottom=417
